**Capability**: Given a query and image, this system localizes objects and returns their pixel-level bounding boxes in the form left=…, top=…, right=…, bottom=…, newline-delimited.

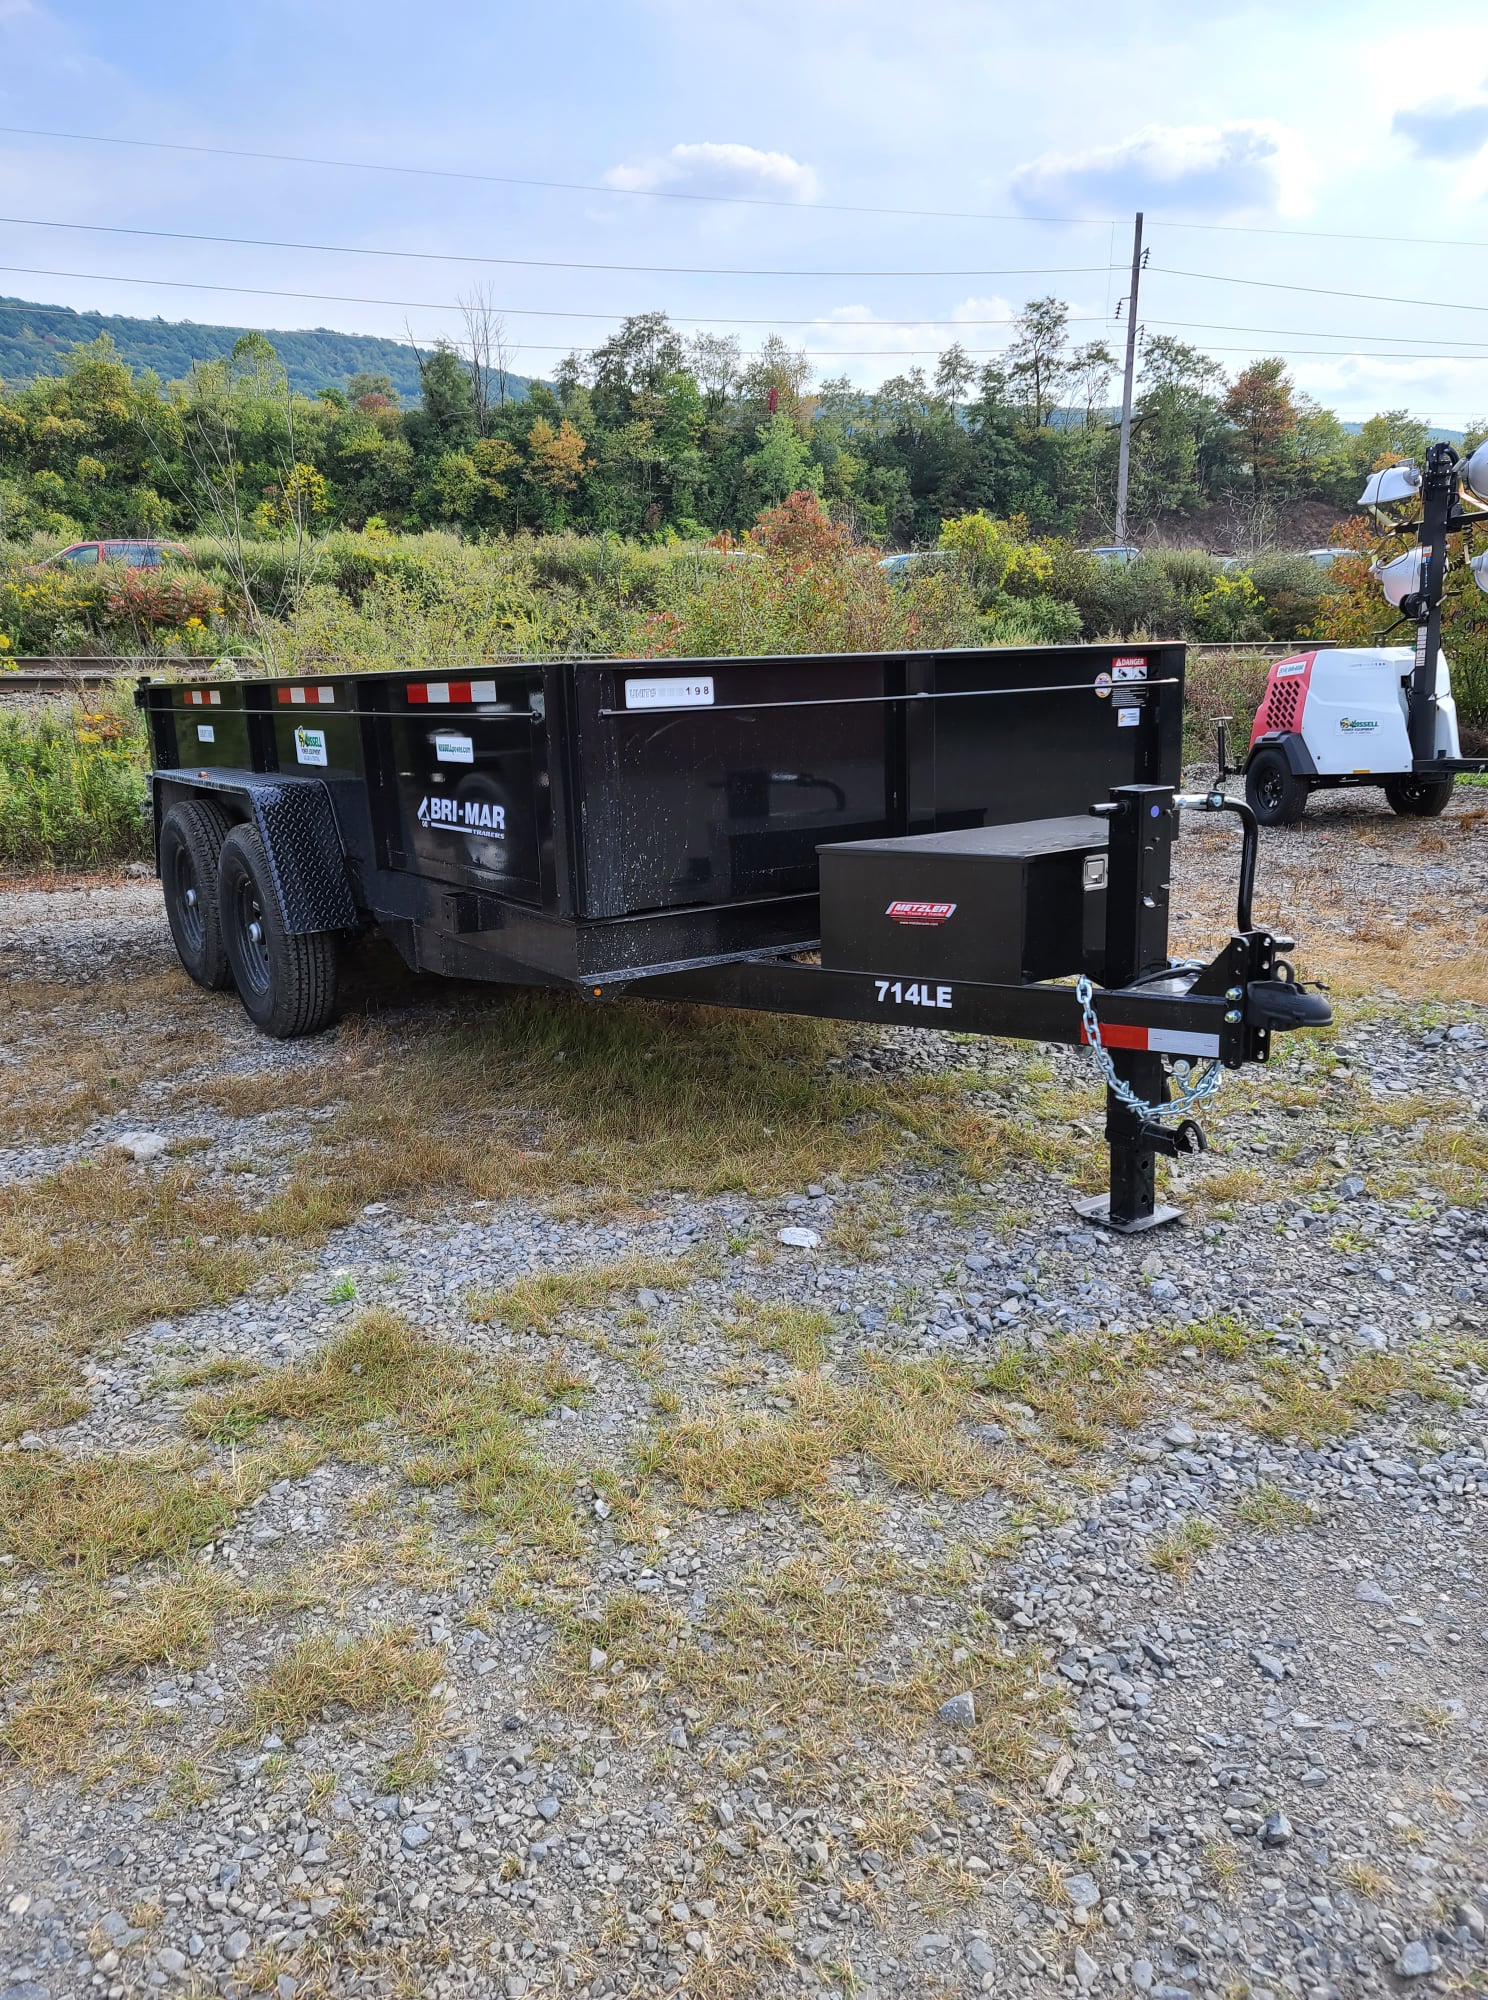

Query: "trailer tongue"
left=138, top=641, right=1331, bottom=1234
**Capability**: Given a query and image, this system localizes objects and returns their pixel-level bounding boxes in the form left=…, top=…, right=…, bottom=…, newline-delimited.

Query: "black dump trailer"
left=137, top=644, right=1331, bottom=1232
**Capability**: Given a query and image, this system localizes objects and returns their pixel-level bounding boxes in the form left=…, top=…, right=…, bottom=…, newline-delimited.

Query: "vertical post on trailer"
left=1098, top=783, right=1176, bottom=1230
left=1114, top=212, right=1144, bottom=549
left=1409, top=440, right=1455, bottom=765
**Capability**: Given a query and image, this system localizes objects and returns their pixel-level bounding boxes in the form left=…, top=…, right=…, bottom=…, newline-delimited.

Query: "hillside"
left=0, top=295, right=534, bottom=404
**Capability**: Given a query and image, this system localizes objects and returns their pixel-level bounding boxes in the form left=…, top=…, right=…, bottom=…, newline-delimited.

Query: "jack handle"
left=1212, top=715, right=1234, bottom=780
left=1174, top=790, right=1258, bottom=936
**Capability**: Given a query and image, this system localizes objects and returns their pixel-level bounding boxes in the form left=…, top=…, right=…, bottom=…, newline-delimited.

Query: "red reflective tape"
left=407, top=684, right=428, bottom=704
left=1080, top=1021, right=1149, bottom=1051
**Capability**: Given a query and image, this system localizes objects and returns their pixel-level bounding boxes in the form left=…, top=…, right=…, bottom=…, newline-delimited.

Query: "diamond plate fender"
left=153, top=772, right=358, bottom=934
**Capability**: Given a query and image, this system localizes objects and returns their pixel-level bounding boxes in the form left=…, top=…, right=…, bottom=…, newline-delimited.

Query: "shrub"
left=0, top=689, right=149, bottom=869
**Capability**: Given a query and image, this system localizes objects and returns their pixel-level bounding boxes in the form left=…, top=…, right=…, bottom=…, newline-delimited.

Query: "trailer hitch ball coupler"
left=1244, top=961, right=1333, bottom=1032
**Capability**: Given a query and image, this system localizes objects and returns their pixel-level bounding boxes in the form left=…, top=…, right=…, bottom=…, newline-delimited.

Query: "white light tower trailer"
left=1224, top=442, right=1488, bottom=825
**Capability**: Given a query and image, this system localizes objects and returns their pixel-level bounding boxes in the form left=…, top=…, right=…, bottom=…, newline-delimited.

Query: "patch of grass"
left=726, top=1300, right=835, bottom=1369
left=242, top=1628, right=442, bottom=1741
left=152, top=1355, right=263, bottom=1392
left=1338, top=1859, right=1393, bottom=1901
left=0, top=1448, right=239, bottom=1575
left=0, top=1674, right=116, bottom=1777
left=639, top=1356, right=989, bottom=1511
left=1146, top=1516, right=1220, bottom=1579
left=1203, top=1839, right=1245, bottom=1892
left=189, top=1311, right=587, bottom=1549
left=1239, top=1353, right=1457, bottom=1447
left=469, top=1252, right=695, bottom=1332
left=1235, top=1483, right=1313, bottom=1532
left=0, top=1156, right=266, bottom=1442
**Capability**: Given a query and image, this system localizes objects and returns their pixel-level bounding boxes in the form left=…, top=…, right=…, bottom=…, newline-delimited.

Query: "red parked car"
left=34, top=539, right=192, bottom=571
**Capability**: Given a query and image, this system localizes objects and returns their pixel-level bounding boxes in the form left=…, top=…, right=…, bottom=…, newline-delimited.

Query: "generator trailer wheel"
left=159, top=799, right=235, bottom=990
left=217, top=824, right=339, bottom=1038
left=1244, top=748, right=1309, bottom=826
left=1384, top=774, right=1455, bottom=817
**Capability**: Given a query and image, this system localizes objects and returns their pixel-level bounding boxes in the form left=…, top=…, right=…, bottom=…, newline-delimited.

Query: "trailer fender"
left=153, top=772, right=358, bottom=934
left=1245, top=730, right=1317, bottom=780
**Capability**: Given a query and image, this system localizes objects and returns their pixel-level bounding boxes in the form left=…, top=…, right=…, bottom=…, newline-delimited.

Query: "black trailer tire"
left=1245, top=748, right=1309, bottom=826
left=1384, top=774, right=1455, bottom=817
left=159, top=799, right=235, bottom=990
left=218, top=824, right=340, bottom=1038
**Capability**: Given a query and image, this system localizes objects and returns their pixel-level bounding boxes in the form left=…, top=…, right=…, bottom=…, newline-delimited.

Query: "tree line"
left=0, top=297, right=1467, bottom=552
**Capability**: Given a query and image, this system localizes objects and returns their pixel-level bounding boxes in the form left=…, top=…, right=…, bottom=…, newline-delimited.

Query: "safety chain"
left=1074, top=974, right=1227, bottom=1122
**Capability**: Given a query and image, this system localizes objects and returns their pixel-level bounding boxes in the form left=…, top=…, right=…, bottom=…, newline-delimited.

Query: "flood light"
left=1359, top=463, right=1421, bottom=508
left=1371, top=546, right=1429, bottom=606
left=1470, top=549, right=1488, bottom=595
left=1463, top=442, right=1488, bottom=503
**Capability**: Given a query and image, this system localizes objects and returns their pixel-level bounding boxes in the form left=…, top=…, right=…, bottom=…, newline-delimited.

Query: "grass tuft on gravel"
left=0, top=1447, right=239, bottom=1575
left=468, top=1251, right=698, bottom=1332
left=242, top=1628, right=442, bottom=1740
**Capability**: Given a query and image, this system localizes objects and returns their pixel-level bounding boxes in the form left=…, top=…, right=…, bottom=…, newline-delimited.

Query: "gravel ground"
left=1, top=787, right=1487, bottom=2000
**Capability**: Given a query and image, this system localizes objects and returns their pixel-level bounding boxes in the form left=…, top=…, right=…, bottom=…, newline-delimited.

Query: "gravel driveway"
left=0, top=787, right=1485, bottom=2000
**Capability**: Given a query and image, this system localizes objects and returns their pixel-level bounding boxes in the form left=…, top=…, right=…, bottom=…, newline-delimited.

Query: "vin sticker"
left=196, top=723, right=215, bottom=744
left=875, top=979, right=951, bottom=1011
left=623, top=676, right=715, bottom=710
left=434, top=731, right=475, bottom=764
left=294, top=726, right=328, bottom=766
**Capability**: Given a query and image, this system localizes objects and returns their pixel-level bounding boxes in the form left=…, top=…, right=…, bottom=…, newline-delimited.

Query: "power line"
left=4, top=273, right=1488, bottom=367
left=1155, top=265, right=1488, bottom=315
left=7, top=123, right=1488, bottom=252
left=0, top=213, right=1114, bottom=282
left=3, top=284, right=1483, bottom=354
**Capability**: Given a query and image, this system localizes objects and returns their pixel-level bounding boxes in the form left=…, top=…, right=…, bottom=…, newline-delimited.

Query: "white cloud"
left=1009, top=120, right=1313, bottom=219
left=603, top=141, right=819, bottom=203
left=1393, top=86, right=1488, bottom=161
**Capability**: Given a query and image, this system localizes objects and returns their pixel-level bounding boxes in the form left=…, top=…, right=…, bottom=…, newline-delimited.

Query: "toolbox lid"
left=818, top=814, right=1109, bottom=860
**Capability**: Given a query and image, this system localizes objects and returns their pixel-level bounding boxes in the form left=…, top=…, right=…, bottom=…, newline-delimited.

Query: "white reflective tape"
left=290, top=686, right=307, bottom=704
left=425, top=682, right=451, bottom=703
left=470, top=680, right=498, bottom=701
left=1147, top=1028, right=1222, bottom=1059
left=315, top=686, right=336, bottom=704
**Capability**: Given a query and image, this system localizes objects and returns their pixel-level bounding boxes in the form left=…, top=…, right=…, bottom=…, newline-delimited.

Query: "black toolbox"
left=818, top=815, right=1110, bottom=985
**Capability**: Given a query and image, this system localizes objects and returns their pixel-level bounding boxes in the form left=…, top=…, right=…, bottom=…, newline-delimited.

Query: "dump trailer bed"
left=138, top=643, right=1332, bottom=1231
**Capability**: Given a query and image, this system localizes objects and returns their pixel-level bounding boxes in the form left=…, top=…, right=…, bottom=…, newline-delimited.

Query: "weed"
left=1146, top=1517, right=1220, bottom=1578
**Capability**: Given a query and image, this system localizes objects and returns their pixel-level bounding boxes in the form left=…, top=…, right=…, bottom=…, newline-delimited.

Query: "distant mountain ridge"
left=0, top=295, right=535, bottom=405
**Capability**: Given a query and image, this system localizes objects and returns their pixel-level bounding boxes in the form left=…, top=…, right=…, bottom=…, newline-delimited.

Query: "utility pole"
left=1114, top=211, right=1144, bottom=547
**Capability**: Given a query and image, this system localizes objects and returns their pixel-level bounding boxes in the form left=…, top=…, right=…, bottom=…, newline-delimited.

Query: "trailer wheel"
left=218, top=824, right=340, bottom=1038
left=159, top=799, right=234, bottom=990
left=1245, top=748, right=1309, bottom=826
left=1384, top=774, right=1455, bottom=817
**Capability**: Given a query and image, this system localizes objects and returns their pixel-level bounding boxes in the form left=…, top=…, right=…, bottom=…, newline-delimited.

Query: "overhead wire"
left=7, top=123, right=1488, bottom=252
left=0, top=213, right=1116, bottom=281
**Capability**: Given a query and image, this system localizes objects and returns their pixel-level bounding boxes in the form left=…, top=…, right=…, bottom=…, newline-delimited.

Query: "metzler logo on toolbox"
left=886, top=901, right=956, bottom=925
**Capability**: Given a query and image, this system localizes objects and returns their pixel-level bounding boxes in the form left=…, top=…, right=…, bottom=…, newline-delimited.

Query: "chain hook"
left=1074, top=974, right=1226, bottom=1122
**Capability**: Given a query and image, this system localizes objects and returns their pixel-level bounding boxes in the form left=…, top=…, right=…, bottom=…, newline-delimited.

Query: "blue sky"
left=3, top=0, right=1488, bottom=419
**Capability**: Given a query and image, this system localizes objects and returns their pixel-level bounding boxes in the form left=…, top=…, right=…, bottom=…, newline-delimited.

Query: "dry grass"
left=1239, top=1353, right=1457, bottom=1447
left=0, top=1447, right=239, bottom=1575
left=242, top=1628, right=442, bottom=1740
left=1146, top=1516, right=1221, bottom=1578
left=640, top=1356, right=990, bottom=1510
left=189, top=1310, right=588, bottom=1550
left=468, top=1252, right=697, bottom=1332
left=0, top=1156, right=266, bottom=1441
left=1235, top=1482, right=1314, bottom=1531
